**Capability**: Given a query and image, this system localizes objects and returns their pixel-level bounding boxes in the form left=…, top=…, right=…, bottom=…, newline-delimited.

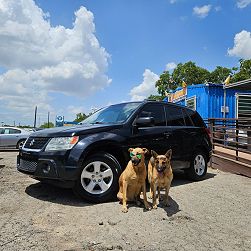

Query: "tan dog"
left=148, top=149, right=173, bottom=209
left=117, top=147, right=151, bottom=213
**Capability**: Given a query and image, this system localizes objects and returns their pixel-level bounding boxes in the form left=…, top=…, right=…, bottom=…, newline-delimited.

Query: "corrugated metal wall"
left=165, top=84, right=251, bottom=120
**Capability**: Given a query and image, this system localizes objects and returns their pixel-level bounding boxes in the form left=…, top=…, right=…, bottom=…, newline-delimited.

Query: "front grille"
left=24, top=137, right=50, bottom=150
left=18, top=159, right=37, bottom=172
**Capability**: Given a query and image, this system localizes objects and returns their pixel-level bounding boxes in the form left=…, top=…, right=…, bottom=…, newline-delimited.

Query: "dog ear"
left=142, top=148, right=149, bottom=155
left=165, top=149, right=172, bottom=159
left=151, top=150, right=158, bottom=159
left=128, top=148, right=133, bottom=152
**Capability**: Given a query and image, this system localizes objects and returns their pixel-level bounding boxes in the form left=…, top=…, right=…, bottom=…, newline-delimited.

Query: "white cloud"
left=228, top=30, right=251, bottom=59
left=0, top=0, right=110, bottom=124
left=237, top=0, right=251, bottom=8
left=130, top=69, right=159, bottom=101
left=165, top=62, right=177, bottom=71
left=193, top=5, right=212, bottom=18
left=169, top=0, right=177, bottom=4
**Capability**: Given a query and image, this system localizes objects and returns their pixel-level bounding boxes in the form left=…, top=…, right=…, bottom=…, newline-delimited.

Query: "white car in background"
left=226, top=129, right=248, bottom=148
left=0, top=127, right=31, bottom=149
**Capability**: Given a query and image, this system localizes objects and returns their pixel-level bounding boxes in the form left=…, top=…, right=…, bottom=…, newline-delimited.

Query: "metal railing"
left=207, top=118, right=251, bottom=167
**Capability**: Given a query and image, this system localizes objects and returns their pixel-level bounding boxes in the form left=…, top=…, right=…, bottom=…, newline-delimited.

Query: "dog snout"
left=131, top=157, right=140, bottom=165
left=157, top=164, right=166, bottom=172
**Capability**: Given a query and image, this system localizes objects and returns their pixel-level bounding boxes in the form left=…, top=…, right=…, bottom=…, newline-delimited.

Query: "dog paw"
left=145, top=203, right=151, bottom=211
left=153, top=205, right=158, bottom=209
left=122, top=207, right=128, bottom=213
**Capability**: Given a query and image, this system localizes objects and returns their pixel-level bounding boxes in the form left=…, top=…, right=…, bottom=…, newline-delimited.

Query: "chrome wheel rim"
left=194, top=155, right=205, bottom=176
left=18, top=141, right=25, bottom=149
left=81, top=161, right=113, bottom=194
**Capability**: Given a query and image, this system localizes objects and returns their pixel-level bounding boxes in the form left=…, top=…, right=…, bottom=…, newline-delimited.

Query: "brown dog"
left=148, top=149, right=173, bottom=209
left=117, top=147, right=151, bottom=213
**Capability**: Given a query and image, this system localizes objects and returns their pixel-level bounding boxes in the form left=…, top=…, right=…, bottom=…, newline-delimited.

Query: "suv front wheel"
left=73, top=152, right=121, bottom=203
left=186, top=151, right=207, bottom=181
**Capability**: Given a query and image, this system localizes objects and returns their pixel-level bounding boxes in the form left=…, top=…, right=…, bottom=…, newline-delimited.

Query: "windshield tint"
left=80, top=102, right=141, bottom=124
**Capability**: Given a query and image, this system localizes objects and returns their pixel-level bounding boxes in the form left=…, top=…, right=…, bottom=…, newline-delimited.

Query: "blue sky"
left=0, top=0, right=251, bottom=126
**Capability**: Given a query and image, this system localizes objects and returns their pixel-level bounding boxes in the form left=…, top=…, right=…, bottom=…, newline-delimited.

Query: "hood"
left=31, top=124, right=123, bottom=137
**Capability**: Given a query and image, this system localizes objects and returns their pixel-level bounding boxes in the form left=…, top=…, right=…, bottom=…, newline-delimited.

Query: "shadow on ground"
left=118, top=195, right=180, bottom=217
left=25, top=182, right=92, bottom=207
left=0, top=158, right=5, bottom=168
left=25, top=170, right=216, bottom=208
left=172, top=170, right=216, bottom=187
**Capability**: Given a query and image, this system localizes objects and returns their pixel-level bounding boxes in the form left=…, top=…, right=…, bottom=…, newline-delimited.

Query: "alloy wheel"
left=80, top=161, right=113, bottom=194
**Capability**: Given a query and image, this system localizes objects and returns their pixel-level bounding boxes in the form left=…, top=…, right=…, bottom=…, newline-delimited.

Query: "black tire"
left=185, top=151, right=207, bottom=181
left=16, top=139, right=26, bottom=149
left=73, top=152, right=121, bottom=203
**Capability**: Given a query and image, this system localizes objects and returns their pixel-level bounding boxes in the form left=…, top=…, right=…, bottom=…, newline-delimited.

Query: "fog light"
left=42, top=163, right=50, bottom=174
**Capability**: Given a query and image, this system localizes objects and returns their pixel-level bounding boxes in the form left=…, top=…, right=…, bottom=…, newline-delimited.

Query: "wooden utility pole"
left=47, top=112, right=50, bottom=128
left=34, top=106, right=37, bottom=128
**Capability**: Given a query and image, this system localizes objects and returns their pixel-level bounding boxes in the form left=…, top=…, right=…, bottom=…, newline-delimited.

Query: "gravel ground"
left=0, top=151, right=250, bottom=251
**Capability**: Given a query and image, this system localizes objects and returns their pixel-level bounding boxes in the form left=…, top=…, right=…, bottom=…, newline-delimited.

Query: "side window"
left=4, top=129, right=10, bottom=134
left=9, top=129, right=21, bottom=134
left=165, top=105, right=185, bottom=126
left=138, top=104, right=166, bottom=126
left=0, top=128, right=4, bottom=134
left=188, top=111, right=205, bottom=127
left=183, top=109, right=194, bottom=126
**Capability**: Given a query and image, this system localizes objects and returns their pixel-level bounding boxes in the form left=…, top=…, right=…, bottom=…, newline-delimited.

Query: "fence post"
left=236, top=119, right=239, bottom=161
left=209, top=118, right=214, bottom=168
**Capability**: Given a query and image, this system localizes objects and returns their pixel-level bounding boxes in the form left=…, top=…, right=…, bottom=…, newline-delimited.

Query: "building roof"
left=224, top=78, right=251, bottom=90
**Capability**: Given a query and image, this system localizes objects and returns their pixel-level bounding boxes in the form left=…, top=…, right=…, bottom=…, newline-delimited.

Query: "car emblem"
left=30, top=139, right=35, bottom=146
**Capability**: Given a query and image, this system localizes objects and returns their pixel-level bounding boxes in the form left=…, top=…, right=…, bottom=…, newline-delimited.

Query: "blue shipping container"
left=163, top=83, right=251, bottom=120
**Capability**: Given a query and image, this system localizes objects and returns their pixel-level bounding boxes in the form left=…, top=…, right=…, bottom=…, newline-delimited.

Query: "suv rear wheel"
left=186, top=151, right=207, bottom=181
left=73, top=152, right=121, bottom=203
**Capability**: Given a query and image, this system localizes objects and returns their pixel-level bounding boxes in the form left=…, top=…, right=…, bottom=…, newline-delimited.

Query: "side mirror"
left=135, top=117, right=154, bottom=127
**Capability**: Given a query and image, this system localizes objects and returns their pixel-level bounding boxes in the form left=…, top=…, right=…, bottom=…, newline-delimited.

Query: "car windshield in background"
left=80, top=102, right=141, bottom=125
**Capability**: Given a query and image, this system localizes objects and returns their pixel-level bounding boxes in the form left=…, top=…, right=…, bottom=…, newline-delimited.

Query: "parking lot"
left=0, top=151, right=250, bottom=251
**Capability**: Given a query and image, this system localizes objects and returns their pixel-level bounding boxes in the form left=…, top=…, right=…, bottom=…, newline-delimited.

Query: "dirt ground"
left=0, top=151, right=250, bottom=251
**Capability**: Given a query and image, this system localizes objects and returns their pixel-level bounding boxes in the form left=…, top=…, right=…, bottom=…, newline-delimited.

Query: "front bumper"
left=17, top=150, right=81, bottom=186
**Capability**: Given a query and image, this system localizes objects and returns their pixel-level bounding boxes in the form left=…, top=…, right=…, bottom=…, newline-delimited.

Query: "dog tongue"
left=157, top=171, right=164, bottom=176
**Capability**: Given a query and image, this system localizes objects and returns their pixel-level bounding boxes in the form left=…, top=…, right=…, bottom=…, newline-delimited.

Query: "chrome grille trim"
left=23, top=137, right=50, bottom=150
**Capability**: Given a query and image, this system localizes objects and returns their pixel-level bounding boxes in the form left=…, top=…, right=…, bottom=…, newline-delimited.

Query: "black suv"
left=17, top=101, right=212, bottom=202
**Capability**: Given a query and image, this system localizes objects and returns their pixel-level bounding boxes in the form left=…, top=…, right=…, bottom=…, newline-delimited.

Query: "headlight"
left=45, top=136, right=79, bottom=151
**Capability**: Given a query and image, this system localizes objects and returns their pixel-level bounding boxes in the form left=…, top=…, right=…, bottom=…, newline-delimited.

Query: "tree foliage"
left=155, top=71, right=176, bottom=95
left=231, top=59, right=251, bottom=82
left=147, top=94, right=164, bottom=101
left=172, top=61, right=210, bottom=86
left=40, top=122, right=54, bottom=128
left=155, top=59, right=251, bottom=96
left=74, top=113, right=88, bottom=123
left=209, top=66, right=233, bottom=83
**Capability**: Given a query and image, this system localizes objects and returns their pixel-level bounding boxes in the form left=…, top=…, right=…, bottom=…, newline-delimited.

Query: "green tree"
left=74, top=113, right=88, bottom=123
left=153, top=59, right=251, bottom=97
left=209, top=66, right=233, bottom=83
left=155, top=71, right=177, bottom=96
left=147, top=94, right=164, bottom=101
left=40, top=122, right=54, bottom=128
left=172, top=61, right=210, bottom=86
left=231, top=59, right=251, bottom=82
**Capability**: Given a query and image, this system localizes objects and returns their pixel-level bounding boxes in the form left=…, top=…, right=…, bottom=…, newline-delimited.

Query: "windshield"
left=80, top=102, right=141, bottom=125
